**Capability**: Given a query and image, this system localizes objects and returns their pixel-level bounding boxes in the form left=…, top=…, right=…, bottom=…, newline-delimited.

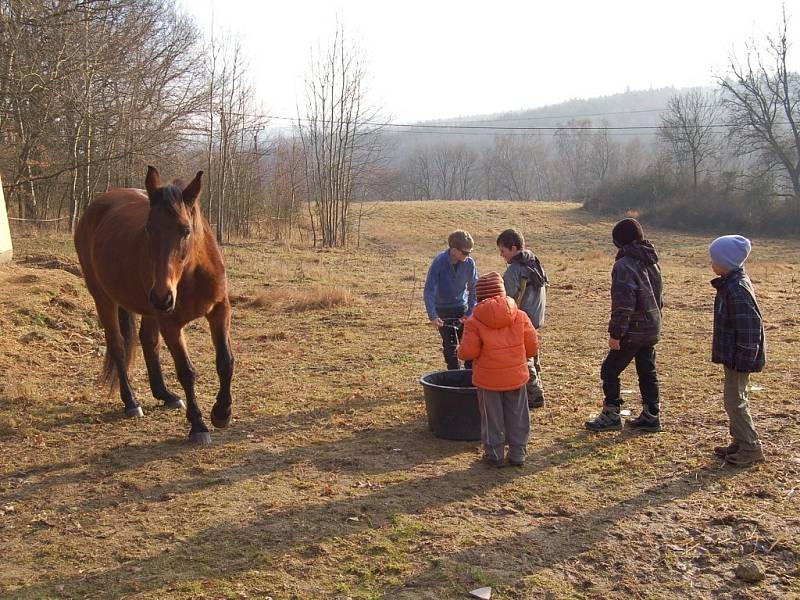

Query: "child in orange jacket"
left=458, top=271, right=538, bottom=467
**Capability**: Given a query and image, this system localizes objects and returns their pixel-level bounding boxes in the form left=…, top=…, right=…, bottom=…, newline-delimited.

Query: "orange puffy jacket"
left=458, top=295, right=539, bottom=391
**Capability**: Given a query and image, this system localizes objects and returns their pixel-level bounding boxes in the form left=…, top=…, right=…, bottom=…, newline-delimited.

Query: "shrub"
left=584, top=174, right=799, bottom=235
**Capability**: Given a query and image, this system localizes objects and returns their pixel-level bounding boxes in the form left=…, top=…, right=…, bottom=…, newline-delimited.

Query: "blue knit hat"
left=709, top=235, right=752, bottom=270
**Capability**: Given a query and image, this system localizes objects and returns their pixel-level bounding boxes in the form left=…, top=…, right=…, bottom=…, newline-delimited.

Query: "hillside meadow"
left=0, top=200, right=798, bottom=599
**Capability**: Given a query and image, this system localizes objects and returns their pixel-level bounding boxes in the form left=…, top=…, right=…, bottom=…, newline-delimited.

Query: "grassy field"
left=0, top=200, right=798, bottom=599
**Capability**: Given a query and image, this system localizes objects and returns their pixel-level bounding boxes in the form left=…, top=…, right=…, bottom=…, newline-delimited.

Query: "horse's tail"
left=101, top=307, right=138, bottom=390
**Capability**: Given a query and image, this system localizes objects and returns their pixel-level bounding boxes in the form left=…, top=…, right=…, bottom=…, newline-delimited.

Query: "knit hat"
left=476, top=271, right=506, bottom=302
left=612, top=218, right=644, bottom=248
left=709, top=235, right=751, bottom=271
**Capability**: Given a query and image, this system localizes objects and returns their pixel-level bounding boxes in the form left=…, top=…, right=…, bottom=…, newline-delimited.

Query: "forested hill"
left=383, top=86, right=703, bottom=164
left=412, top=86, right=698, bottom=130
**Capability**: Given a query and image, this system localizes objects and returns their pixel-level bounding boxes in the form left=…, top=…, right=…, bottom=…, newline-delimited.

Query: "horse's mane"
left=159, top=182, right=205, bottom=238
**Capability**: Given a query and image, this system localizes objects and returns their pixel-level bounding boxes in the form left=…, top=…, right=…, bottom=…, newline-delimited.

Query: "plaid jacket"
left=711, top=269, right=765, bottom=373
left=608, top=241, right=663, bottom=345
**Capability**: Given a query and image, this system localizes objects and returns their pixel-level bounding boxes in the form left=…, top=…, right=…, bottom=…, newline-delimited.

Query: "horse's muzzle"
left=149, top=289, right=175, bottom=313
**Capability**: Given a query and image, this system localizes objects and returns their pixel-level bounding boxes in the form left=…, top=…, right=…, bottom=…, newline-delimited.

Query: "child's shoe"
left=585, top=405, right=622, bottom=432
left=482, top=455, right=505, bottom=468
left=508, top=445, right=526, bottom=467
left=713, top=440, right=739, bottom=458
left=725, top=443, right=765, bottom=467
left=627, top=408, right=661, bottom=432
left=482, top=445, right=505, bottom=468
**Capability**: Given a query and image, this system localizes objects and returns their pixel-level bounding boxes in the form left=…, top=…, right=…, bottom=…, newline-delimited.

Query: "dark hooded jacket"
left=502, top=249, right=548, bottom=329
left=608, top=240, right=663, bottom=345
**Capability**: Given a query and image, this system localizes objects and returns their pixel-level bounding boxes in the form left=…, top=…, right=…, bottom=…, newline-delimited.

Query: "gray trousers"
left=723, top=366, right=761, bottom=448
left=526, top=353, right=543, bottom=399
left=477, top=386, right=530, bottom=461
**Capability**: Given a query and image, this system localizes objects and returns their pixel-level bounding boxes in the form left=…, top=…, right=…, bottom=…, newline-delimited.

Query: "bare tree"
left=658, top=89, right=721, bottom=192
left=555, top=119, right=618, bottom=199
left=298, top=25, right=383, bottom=247
left=485, top=134, right=551, bottom=201
left=406, top=150, right=433, bottom=200
left=0, top=0, right=207, bottom=229
left=718, top=8, right=800, bottom=215
left=264, top=134, right=305, bottom=240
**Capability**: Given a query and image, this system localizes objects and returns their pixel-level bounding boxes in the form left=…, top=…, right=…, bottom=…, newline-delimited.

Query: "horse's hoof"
left=190, top=431, right=212, bottom=445
left=211, top=412, right=231, bottom=429
left=164, top=398, right=186, bottom=410
left=125, top=406, right=144, bottom=418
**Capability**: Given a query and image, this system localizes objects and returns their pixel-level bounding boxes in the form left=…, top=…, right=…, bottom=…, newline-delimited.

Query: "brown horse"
left=74, top=166, right=234, bottom=444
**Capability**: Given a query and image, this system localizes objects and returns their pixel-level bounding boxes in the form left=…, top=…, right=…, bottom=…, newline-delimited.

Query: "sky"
left=179, top=0, right=797, bottom=123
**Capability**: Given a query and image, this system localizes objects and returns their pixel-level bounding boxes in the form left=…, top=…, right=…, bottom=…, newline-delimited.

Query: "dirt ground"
left=0, top=201, right=798, bottom=600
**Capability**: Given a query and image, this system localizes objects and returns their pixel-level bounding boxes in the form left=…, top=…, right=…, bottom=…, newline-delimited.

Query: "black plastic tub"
left=419, top=369, right=480, bottom=441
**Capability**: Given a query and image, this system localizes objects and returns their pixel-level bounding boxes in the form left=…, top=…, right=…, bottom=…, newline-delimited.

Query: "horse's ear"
left=145, top=166, right=161, bottom=200
left=182, top=171, right=203, bottom=205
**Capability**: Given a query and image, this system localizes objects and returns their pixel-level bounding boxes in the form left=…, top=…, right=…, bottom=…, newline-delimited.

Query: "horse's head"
left=144, top=166, right=203, bottom=313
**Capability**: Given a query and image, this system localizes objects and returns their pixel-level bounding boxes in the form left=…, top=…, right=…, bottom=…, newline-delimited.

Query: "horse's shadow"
left=0, top=387, right=433, bottom=504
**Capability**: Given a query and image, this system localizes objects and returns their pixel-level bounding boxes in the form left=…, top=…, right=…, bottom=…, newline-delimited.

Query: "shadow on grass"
left=388, top=461, right=743, bottom=598
left=11, top=431, right=634, bottom=599
left=0, top=388, right=415, bottom=505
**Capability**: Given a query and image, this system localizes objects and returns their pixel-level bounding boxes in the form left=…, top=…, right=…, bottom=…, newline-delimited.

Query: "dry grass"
left=242, top=285, right=360, bottom=313
left=0, top=201, right=799, bottom=600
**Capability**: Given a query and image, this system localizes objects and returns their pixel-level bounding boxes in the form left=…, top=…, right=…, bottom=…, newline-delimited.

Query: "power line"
left=415, top=106, right=673, bottom=124
left=227, top=111, right=750, bottom=134
left=267, top=114, right=675, bottom=131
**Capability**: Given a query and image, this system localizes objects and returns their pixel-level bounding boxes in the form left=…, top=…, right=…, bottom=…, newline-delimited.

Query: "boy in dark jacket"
left=497, top=228, right=548, bottom=409
left=709, top=235, right=766, bottom=466
left=586, top=218, right=663, bottom=432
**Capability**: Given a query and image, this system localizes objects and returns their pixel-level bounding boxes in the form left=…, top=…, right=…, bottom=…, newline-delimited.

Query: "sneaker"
left=585, top=405, right=622, bottom=432
left=508, top=445, right=526, bottom=467
left=725, top=444, right=765, bottom=467
left=713, top=441, right=740, bottom=458
left=628, top=409, right=661, bottom=433
left=528, top=394, right=545, bottom=409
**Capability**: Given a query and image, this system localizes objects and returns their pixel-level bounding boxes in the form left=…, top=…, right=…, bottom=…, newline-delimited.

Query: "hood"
left=711, top=267, right=744, bottom=290
left=510, top=249, right=548, bottom=286
left=472, top=295, right=518, bottom=330
left=511, top=249, right=537, bottom=278
left=616, top=240, right=659, bottom=265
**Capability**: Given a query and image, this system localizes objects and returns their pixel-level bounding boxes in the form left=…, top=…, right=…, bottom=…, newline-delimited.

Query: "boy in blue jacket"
left=709, top=235, right=766, bottom=466
left=423, top=230, right=478, bottom=370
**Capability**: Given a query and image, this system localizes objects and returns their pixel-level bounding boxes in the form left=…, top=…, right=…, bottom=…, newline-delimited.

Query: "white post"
left=0, top=174, right=12, bottom=264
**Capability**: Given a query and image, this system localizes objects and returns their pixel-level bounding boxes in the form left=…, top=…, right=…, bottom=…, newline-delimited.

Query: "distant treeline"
left=2, top=1, right=798, bottom=243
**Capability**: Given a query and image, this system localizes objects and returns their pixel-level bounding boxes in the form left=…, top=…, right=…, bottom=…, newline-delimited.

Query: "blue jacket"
left=711, top=268, right=765, bottom=373
left=423, top=249, right=477, bottom=320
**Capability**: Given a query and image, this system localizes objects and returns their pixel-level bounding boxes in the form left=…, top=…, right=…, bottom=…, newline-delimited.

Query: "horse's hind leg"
left=160, top=321, right=210, bottom=444
left=96, top=298, right=142, bottom=418
left=139, top=316, right=185, bottom=410
left=207, top=301, right=234, bottom=429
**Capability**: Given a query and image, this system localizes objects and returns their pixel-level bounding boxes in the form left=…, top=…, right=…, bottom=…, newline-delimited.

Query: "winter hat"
left=476, top=271, right=506, bottom=302
left=709, top=235, right=752, bottom=271
left=612, top=218, right=644, bottom=248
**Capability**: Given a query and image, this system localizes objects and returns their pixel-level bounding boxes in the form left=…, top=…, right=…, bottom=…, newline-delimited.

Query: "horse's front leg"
left=96, top=300, right=142, bottom=418
left=139, top=316, right=185, bottom=410
left=207, top=300, right=234, bottom=429
left=160, top=322, right=210, bottom=444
